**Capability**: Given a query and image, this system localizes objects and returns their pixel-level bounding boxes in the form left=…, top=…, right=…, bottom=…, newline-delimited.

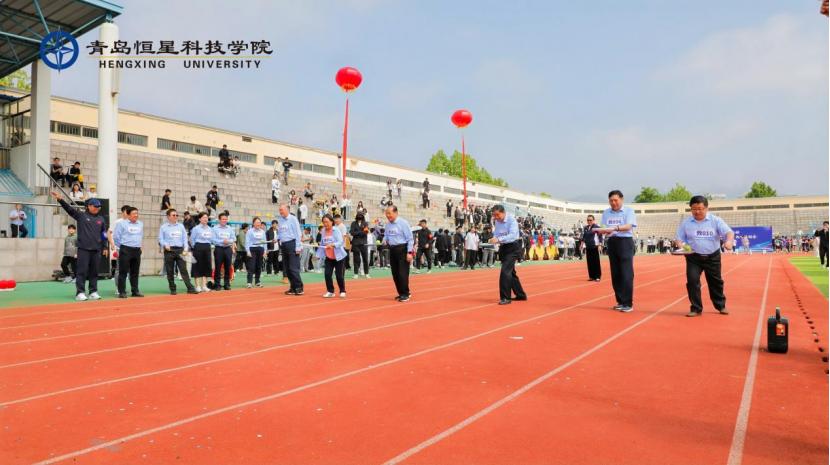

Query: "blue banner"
left=732, top=226, right=773, bottom=252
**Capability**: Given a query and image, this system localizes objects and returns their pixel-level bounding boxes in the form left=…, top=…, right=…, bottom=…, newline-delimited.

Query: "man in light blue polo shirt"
left=596, top=190, right=637, bottom=312
left=158, top=208, right=198, bottom=295
left=675, top=195, right=734, bottom=317
left=383, top=205, right=414, bottom=302
left=278, top=204, right=304, bottom=295
left=112, top=206, right=144, bottom=298
left=488, top=204, right=527, bottom=305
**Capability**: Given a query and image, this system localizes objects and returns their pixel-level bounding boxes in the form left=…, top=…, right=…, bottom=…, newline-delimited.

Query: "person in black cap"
left=51, top=191, right=108, bottom=301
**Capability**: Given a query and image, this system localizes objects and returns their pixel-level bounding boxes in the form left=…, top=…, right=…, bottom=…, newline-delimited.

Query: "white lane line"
left=726, top=257, right=773, bottom=465
left=3, top=268, right=643, bottom=407
left=0, top=267, right=594, bottom=369
left=382, top=258, right=753, bottom=465
left=27, top=265, right=685, bottom=465
left=0, top=266, right=508, bottom=330
left=0, top=264, right=584, bottom=347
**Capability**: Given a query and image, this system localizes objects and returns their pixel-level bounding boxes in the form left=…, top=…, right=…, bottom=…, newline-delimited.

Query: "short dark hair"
left=608, top=190, right=624, bottom=199
left=120, top=205, right=131, bottom=212
left=218, top=212, right=229, bottom=220
left=824, top=221, right=829, bottom=225
left=240, top=222, right=249, bottom=230
left=126, top=207, right=138, bottom=215
left=491, top=204, right=505, bottom=213
left=212, top=185, right=217, bottom=189
left=164, top=189, right=171, bottom=193
left=166, top=208, right=177, bottom=217
left=689, top=195, right=708, bottom=207
left=271, top=220, right=278, bottom=225
left=322, top=214, right=334, bottom=224
left=196, top=212, right=209, bottom=220
left=67, top=224, right=76, bottom=230
left=587, top=215, right=595, bottom=220
left=333, top=214, right=342, bottom=220
left=385, top=205, right=398, bottom=213
left=252, top=216, right=262, bottom=225
left=190, top=196, right=196, bottom=201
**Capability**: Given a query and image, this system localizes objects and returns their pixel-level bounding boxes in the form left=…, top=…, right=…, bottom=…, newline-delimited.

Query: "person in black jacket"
left=414, top=219, right=433, bottom=273
left=350, top=213, right=371, bottom=278
left=816, top=221, right=829, bottom=267
left=51, top=191, right=108, bottom=301
left=434, top=228, right=447, bottom=268
left=205, top=185, right=219, bottom=216
left=584, top=215, right=602, bottom=281
left=265, top=220, right=280, bottom=275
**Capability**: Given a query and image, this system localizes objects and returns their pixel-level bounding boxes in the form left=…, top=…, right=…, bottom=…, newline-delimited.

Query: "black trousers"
left=247, top=247, right=264, bottom=284
left=75, top=248, right=101, bottom=295
left=11, top=224, right=28, bottom=238
left=586, top=247, right=601, bottom=280
left=280, top=240, right=303, bottom=291
left=61, top=256, right=77, bottom=276
left=464, top=249, right=477, bottom=269
left=389, top=244, right=411, bottom=297
left=164, top=247, right=195, bottom=292
left=266, top=250, right=280, bottom=274
left=821, top=245, right=828, bottom=266
left=685, top=252, right=725, bottom=313
left=352, top=244, right=369, bottom=275
left=233, top=250, right=247, bottom=272
left=607, top=237, right=635, bottom=306
left=117, top=246, right=142, bottom=294
left=325, top=258, right=346, bottom=293
left=416, top=247, right=432, bottom=270
left=213, top=246, right=233, bottom=288
left=497, top=242, right=526, bottom=301
left=454, top=246, right=464, bottom=266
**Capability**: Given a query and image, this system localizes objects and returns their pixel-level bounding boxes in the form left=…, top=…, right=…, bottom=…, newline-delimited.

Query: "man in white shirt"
left=9, top=204, right=27, bottom=238
left=186, top=196, right=203, bottom=216
left=298, top=200, right=308, bottom=225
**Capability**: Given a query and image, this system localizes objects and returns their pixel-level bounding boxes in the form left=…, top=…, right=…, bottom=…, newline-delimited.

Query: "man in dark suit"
left=816, top=222, right=829, bottom=268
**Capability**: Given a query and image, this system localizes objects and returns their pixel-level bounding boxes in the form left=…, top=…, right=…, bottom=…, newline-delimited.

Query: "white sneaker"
left=88, top=292, right=101, bottom=300
left=323, top=292, right=334, bottom=298
left=203, top=287, right=211, bottom=293
left=365, top=274, right=371, bottom=279
left=353, top=275, right=360, bottom=280
left=246, top=283, right=253, bottom=289
left=339, top=292, right=347, bottom=298
left=63, top=277, right=73, bottom=283
left=195, top=286, right=202, bottom=293
left=75, top=293, right=88, bottom=302
left=426, top=269, right=432, bottom=274
left=256, top=283, right=264, bottom=288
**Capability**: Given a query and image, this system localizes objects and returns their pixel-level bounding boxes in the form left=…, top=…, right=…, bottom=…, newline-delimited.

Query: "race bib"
left=128, top=226, right=140, bottom=234
left=694, top=229, right=716, bottom=239
left=219, top=232, right=230, bottom=239
left=606, top=217, right=623, bottom=226
left=170, top=230, right=182, bottom=239
left=201, top=231, right=212, bottom=239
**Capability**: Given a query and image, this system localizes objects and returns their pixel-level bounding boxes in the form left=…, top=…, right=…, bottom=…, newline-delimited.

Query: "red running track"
left=0, top=254, right=825, bottom=465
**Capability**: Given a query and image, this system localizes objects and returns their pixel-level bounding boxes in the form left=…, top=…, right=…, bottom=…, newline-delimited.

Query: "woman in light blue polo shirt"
left=245, top=217, right=267, bottom=288
left=316, top=214, right=347, bottom=298
left=189, top=212, right=214, bottom=292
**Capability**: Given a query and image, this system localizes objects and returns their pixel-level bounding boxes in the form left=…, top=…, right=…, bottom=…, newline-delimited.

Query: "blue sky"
left=50, top=0, right=828, bottom=201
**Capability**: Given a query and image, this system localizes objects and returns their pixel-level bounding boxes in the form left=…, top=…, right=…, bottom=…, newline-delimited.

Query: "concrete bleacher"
left=0, top=138, right=821, bottom=280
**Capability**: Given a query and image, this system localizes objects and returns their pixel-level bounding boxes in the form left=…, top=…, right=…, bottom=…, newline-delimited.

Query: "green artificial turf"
left=790, top=256, right=829, bottom=298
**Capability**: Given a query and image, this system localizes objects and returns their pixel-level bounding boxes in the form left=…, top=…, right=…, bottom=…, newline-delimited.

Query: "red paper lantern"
left=451, top=109, right=473, bottom=128
left=335, top=67, right=362, bottom=92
